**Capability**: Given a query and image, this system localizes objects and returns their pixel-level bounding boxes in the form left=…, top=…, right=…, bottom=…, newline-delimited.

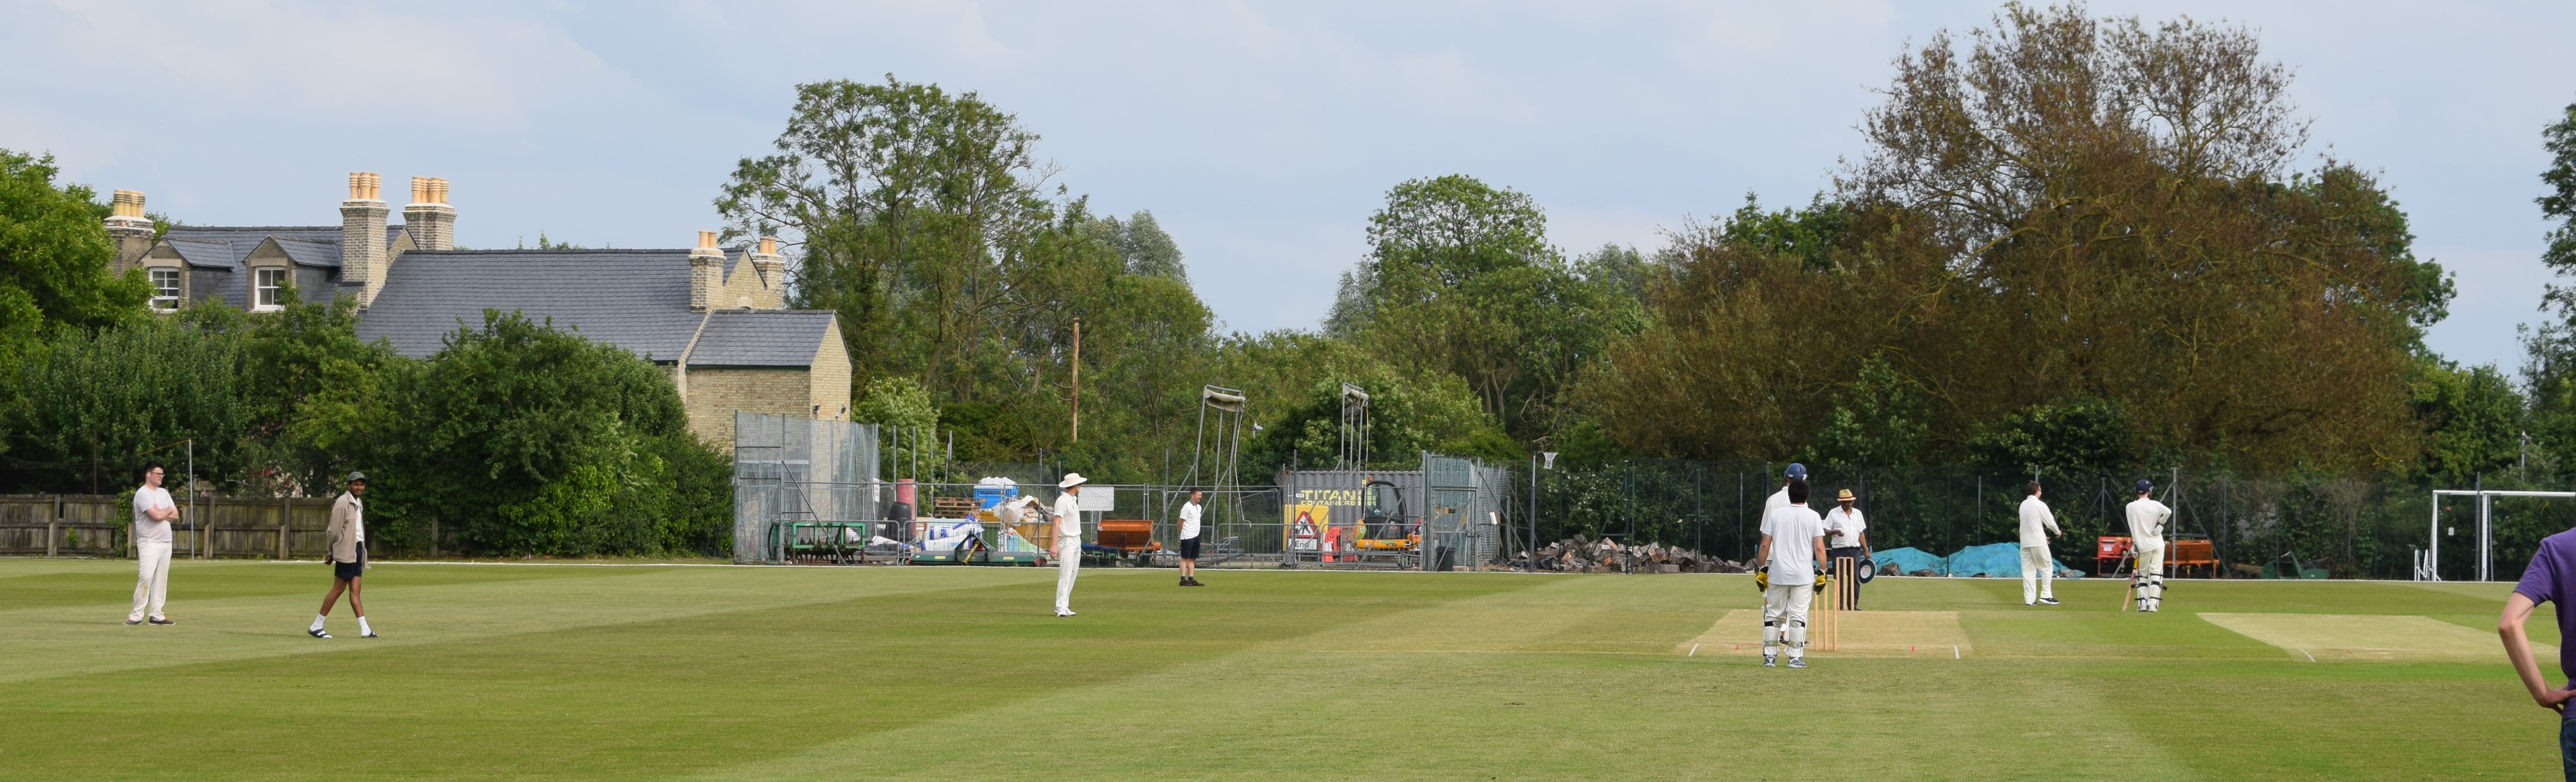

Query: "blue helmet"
left=2135, top=478, right=2154, bottom=494
left=1786, top=463, right=1808, bottom=480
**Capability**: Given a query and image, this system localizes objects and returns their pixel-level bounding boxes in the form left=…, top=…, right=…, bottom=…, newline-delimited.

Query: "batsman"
left=2126, top=479, right=2173, bottom=612
left=1755, top=478, right=1828, bottom=668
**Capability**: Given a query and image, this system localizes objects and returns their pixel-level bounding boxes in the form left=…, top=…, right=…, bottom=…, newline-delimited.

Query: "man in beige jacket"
left=310, top=472, right=374, bottom=638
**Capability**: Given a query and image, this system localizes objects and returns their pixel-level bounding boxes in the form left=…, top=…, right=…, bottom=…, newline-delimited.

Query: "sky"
left=5, top=1, right=2571, bottom=369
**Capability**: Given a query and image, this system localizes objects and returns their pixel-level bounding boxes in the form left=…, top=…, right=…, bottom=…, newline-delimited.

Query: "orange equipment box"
left=2166, top=538, right=2216, bottom=578
left=1094, top=519, right=1159, bottom=554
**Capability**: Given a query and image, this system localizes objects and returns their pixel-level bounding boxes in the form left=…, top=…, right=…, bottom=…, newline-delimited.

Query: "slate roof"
left=164, top=238, right=243, bottom=270
left=272, top=236, right=343, bottom=268
left=353, top=249, right=708, bottom=361
left=688, top=310, right=836, bottom=368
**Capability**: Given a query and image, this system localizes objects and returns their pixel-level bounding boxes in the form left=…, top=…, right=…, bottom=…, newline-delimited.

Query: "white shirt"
left=1053, top=491, right=1084, bottom=543
left=1178, top=501, right=1202, bottom=540
left=131, top=486, right=174, bottom=544
left=349, top=494, right=365, bottom=543
left=1763, top=486, right=1791, bottom=518
left=2126, top=497, right=2171, bottom=550
left=1823, top=505, right=1867, bottom=549
left=1760, top=503, right=1824, bottom=587
left=2018, top=496, right=2061, bottom=548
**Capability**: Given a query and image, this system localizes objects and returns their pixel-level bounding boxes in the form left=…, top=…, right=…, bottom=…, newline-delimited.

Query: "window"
left=254, top=268, right=286, bottom=310
left=149, top=268, right=180, bottom=310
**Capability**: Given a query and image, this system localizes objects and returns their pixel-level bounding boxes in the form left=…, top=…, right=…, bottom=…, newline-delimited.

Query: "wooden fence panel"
left=0, top=494, right=335, bottom=559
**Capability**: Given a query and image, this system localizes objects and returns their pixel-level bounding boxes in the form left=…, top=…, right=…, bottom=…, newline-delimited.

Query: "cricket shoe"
left=308, top=628, right=332, bottom=639
left=1762, top=654, right=1777, bottom=667
left=2036, top=598, right=2060, bottom=606
left=147, top=616, right=174, bottom=625
left=1787, top=657, right=1807, bottom=669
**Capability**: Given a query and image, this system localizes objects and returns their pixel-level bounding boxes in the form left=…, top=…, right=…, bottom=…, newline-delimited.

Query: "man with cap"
left=1764, top=464, right=1807, bottom=520
left=1822, top=488, right=1870, bottom=610
left=312, top=472, right=375, bottom=638
left=2126, top=479, right=2174, bottom=612
left=1052, top=473, right=1089, bottom=617
left=2020, top=480, right=2064, bottom=606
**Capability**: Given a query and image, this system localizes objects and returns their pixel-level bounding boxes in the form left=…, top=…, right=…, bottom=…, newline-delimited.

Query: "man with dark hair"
left=1176, top=489, right=1204, bottom=587
left=1756, top=478, right=1827, bottom=668
left=311, top=472, right=374, bottom=638
left=2503, top=525, right=2576, bottom=779
left=126, top=461, right=178, bottom=626
left=2019, top=480, right=2063, bottom=606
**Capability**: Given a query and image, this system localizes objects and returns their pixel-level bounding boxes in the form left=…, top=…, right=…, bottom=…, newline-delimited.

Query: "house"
left=106, top=173, right=852, bottom=446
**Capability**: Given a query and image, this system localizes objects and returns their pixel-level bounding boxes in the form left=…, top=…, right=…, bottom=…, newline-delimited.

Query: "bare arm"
left=2502, top=593, right=2576, bottom=713
left=1756, top=534, right=1773, bottom=571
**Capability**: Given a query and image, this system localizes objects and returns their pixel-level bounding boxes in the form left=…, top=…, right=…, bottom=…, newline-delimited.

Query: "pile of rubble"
left=1521, top=536, right=1749, bottom=574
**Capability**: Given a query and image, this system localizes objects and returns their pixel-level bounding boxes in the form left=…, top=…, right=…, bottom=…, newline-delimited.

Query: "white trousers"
left=1055, top=538, right=1081, bottom=613
left=2020, top=545, right=2054, bottom=603
left=2133, top=545, right=2166, bottom=609
left=1761, top=584, right=1813, bottom=658
left=130, top=540, right=172, bottom=621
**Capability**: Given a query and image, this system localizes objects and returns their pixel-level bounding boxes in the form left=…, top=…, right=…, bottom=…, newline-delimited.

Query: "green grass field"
left=1, top=558, right=2563, bottom=780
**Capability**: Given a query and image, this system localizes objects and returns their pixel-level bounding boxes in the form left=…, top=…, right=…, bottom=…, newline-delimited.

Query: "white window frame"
left=253, top=267, right=287, bottom=311
left=148, top=268, right=182, bottom=310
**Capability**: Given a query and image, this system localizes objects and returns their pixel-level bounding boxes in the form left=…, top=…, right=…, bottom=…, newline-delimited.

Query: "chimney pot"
left=402, top=175, right=458, bottom=252
left=343, top=172, right=392, bottom=306
left=105, top=190, right=154, bottom=271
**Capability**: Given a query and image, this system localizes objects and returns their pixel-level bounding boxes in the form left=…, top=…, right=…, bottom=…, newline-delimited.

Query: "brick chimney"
left=750, top=236, right=788, bottom=309
left=403, top=176, right=455, bottom=251
left=340, top=172, right=389, bottom=307
left=104, top=190, right=154, bottom=271
left=689, top=230, right=723, bottom=310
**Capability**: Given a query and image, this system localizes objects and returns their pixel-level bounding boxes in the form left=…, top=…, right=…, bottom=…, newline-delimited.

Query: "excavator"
left=1350, top=478, right=1420, bottom=566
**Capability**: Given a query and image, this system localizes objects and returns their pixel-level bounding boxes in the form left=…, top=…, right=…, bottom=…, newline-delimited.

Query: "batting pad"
left=2199, top=613, right=2552, bottom=663
left=1679, top=610, right=1973, bottom=657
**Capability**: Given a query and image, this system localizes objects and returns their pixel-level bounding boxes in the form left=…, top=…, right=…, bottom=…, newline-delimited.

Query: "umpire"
left=1823, top=488, right=1871, bottom=609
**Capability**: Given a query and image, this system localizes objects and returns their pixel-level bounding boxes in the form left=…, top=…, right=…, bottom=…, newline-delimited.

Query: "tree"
left=1587, top=5, right=2443, bottom=471
left=0, top=312, right=245, bottom=493
left=2411, top=357, right=2526, bottom=483
left=0, top=149, right=150, bottom=353
left=1095, top=210, right=1187, bottom=281
left=2539, top=100, right=2576, bottom=313
left=368, top=312, right=727, bottom=555
left=1329, top=175, right=1642, bottom=442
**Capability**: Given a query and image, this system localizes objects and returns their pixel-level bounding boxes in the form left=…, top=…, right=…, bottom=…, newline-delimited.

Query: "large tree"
left=1329, top=175, right=1642, bottom=443
left=0, top=149, right=150, bottom=353
left=1589, top=4, right=2447, bottom=471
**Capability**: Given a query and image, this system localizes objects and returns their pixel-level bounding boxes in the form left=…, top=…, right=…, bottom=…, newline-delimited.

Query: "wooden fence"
left=0, top=494, right=344, bottom=559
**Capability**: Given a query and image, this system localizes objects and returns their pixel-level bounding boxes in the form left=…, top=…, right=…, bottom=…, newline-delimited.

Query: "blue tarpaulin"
left=1871, top=543, right=2083, bottom=578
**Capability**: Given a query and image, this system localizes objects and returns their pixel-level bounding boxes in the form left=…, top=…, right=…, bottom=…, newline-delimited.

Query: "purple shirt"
left=2512, top=529, right=2576, bottom=688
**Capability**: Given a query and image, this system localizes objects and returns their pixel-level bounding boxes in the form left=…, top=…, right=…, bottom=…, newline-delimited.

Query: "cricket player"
left=2126, top=479, right=2173, bottom=612
left=1756, top=478, right=1828, bottom=668
left=127, top=462, right=178, bottom=626
left=1053, top=473, right=1088, bottom=617
left=2019, top=481, right=2063, bottom=606
left=1763, top=463, right=1807, bottom=519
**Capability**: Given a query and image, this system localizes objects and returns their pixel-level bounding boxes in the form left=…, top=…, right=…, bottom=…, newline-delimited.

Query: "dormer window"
left=149, top=268, right=181, bottom=310
left=254, top=268, right=286, bottom=311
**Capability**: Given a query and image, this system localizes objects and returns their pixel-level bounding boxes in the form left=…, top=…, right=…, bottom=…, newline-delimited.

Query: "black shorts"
left=1178, top=537, right=1200, bottom=560
left=333, top=543, right=366, bottom=580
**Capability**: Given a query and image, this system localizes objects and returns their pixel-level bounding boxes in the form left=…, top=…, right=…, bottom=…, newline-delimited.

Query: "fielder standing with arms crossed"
left=126, top=462, right=178, bottom=627
left=1053, top=473, right=1088, bottom=617
left=2126, top=479, right=2173, bottom=612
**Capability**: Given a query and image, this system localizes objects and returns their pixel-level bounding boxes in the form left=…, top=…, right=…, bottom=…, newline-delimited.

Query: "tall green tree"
left=0, top=312, right=244, bottom=493
left=1328, top=175, right=1642, bottom=443
left=0, top=149, right=150, bottom=353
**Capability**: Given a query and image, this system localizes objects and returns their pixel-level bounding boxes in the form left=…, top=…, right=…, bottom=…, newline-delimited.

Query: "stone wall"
left=685, top=367, right=815, bottom=447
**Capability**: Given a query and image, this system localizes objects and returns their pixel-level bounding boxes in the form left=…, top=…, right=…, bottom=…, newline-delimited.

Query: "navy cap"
left=2135, top=478, right=2153, bottom=494
left=1786, top=463, right=1807, bottom=480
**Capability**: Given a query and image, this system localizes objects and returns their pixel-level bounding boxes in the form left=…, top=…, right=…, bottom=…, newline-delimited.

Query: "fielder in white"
left=127, top=461, right=178, bottom=626
left=1756, top=478, right=1829, bottom=668
left=1052, top=473, right=1089, bottom=617
left=2125, top=479, right=2173, bottom=612
left=2018, top=481, right=2063, bottom=606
